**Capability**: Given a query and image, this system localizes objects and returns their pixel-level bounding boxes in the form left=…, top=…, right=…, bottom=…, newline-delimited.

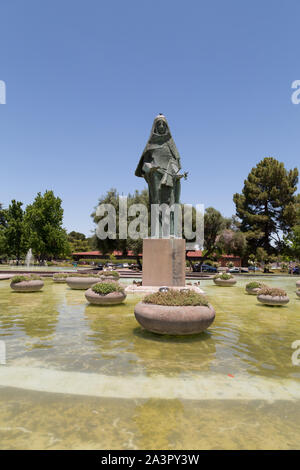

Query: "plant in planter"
left=53, top=273, right=69, bottom=283
left=213, top=273, right=236, bottom=286
left=134, top=289, right=215, bottom=335
left=245, top=281, right=267, bottom=295
left=100, top=271, right=120, bottom=281
left=257, top=287, right=290, bottom=306
left=85, top=282, right=126, bottom=305
left=10, top=275, right=44, bottom=292
left=66, top=273, right=102, bottom=290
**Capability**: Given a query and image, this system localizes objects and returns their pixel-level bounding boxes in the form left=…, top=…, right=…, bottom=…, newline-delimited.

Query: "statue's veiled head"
left=150, top=114, right=171, bottom=141
left=155, top=118, right=167, bottom=135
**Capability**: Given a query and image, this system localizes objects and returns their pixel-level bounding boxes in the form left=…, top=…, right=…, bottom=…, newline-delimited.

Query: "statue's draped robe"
left=135, top=116, right=182, bottom=206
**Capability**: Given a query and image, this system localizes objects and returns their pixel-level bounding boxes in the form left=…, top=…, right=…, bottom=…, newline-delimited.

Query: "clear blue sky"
left=1, top=0, right=300, bottom=236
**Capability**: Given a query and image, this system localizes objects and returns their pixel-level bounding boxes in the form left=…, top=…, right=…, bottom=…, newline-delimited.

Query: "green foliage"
left=202, top=207, right=225, bottom=258
left=255, top=247, right=269, bottom=263
left=214, top=273, right=234, bottom=280
left=11, top=274, right=42, bottom=284
left=217, top=229, right=247, bottom=258
left=234, top=157, right=298, bottom=254
left=246, top=281, right=265, bottom=289
left=0, top=204, right=7, bottom=256
left=3, top=200, right=26, bottom=259
left=259, top=286, right=287, bottom=297
left=102, top=270, right=120, bottom=279
left=67, top=231, right=93, bottom=253
left=24, top=190, right=70, bottom=260
left=143, top=289, right=209, bottom=306
left=53, top=273, right=69, bottom=279
left=92, top=188, right=149, bottom=255
left=91, top=282, right=124, bottom=295
left=285, top=219, right=300, bottom=260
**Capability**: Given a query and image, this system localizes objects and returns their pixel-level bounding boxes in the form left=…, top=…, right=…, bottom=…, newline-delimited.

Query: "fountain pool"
left=0, top=276, right=299, bottom=449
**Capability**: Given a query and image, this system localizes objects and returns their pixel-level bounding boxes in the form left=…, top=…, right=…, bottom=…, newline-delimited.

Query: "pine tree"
left=233, top=157, right=298, bottom=254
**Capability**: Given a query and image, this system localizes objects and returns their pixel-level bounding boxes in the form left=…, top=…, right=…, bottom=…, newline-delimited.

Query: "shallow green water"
left=0, top=276, right=299, bottom=449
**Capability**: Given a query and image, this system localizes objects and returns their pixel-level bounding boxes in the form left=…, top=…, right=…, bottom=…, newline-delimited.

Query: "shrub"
left=143, top=289, right=209, bottom=306
left=91, top=282, right=124, bottom=295
left=53, top=273, right=69, bottom=279
left=258, top=287, right=287, bottom=297
left=214, top=273, right=233, bottom=280
left=11, top=274, right=42, bottom=284
left=102, top=271, right=120, bottom=279
left=246, top=281, right=266, bottom=289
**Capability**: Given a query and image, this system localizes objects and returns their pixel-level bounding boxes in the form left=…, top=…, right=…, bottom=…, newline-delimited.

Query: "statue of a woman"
left=135, top=114, right=187, bottom=207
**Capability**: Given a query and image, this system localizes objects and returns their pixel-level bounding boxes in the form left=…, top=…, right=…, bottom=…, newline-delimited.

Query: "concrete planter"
left=134, top=302, right=215, bottom=335
left=85, top=288, right=126, bottom=305
left=246, top=287, right=262, bottom=295
left=296, top=280, right=300, bottom=288
left=66, top=277, right=100, bottom=290
left=53, top=277, right=67, bottom=283
left=100, top=275, right=119, bottom=282
left=296, top=290, right=300, bottom=298
left=257, top=294, right=290, bottom=306
left=10, top=280, right=44, bottom=292
left=213, top=278, right=236, bottom=287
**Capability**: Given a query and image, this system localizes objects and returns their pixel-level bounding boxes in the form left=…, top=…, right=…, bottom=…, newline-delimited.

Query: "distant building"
left=72, top=250, right=241, bottom=267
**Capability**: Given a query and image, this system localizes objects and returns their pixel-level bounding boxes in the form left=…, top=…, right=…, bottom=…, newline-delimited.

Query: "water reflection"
left=0, top=277, right=299, bottom=378
left=84, top=300, right=217, bottom=376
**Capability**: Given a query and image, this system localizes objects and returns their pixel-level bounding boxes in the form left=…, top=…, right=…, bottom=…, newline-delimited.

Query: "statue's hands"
left=177, top=171, right=188, bottom=180
left=142, top=163, right=159, bottom=174
left=150, top=166, right=160, bottom=173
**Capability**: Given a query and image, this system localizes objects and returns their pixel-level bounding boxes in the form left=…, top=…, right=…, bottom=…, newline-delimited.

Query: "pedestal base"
left=142, top=238, right=186, bottom=286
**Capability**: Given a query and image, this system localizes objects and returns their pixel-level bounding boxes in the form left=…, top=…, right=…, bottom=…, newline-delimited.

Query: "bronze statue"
left=135, top=114, right=187, bottom=207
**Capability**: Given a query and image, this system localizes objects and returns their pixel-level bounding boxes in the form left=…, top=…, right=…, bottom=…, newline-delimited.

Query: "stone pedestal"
left=142, top=238, right=186, bottom=286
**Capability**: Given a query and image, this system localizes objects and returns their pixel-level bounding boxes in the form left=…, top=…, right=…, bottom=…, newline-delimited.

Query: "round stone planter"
left=100, top=275, right=119, bottom=282
left=134, top=302, right=216, bottom=335
left=85, top=288, right=126, bottom=305
left=53, top=277, right=67, bottom=283
left=66, top=277, right=100, bottom=290
left=296, top=280, right=300, bottom=288
left=296, top=290, right=300, bottom=298
left=257, top=294, right=290, bottom=306
left=10, top=280, right=44, bottom=292
left=246, top=287, right=262, bottom=295
left=213, top=278, right=236, bottom=287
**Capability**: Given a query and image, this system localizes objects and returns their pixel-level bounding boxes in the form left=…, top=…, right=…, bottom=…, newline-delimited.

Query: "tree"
left=127, top=238, right=143, bottom=268
left=24, top=190, right=70, bottom=260
left=286, top=226, right=300, bottom=260
left=217, top=229, right=247, bottom=258
left=0, top=203, right=7, bottom=257
left=202, top=207, right=227, bottom=260
left=284, top=200, right=300, bottom=260
left=233, top=157, right=298, bottom=254
left=91, top=188, right=149, bottom=256
left=67, top=231, right=93, bottom=253
left=4, top=200, right=26, bottom=260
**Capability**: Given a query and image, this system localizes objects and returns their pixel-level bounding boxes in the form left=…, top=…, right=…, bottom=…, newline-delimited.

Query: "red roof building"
left=72, top=250, right=241, bottom=267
